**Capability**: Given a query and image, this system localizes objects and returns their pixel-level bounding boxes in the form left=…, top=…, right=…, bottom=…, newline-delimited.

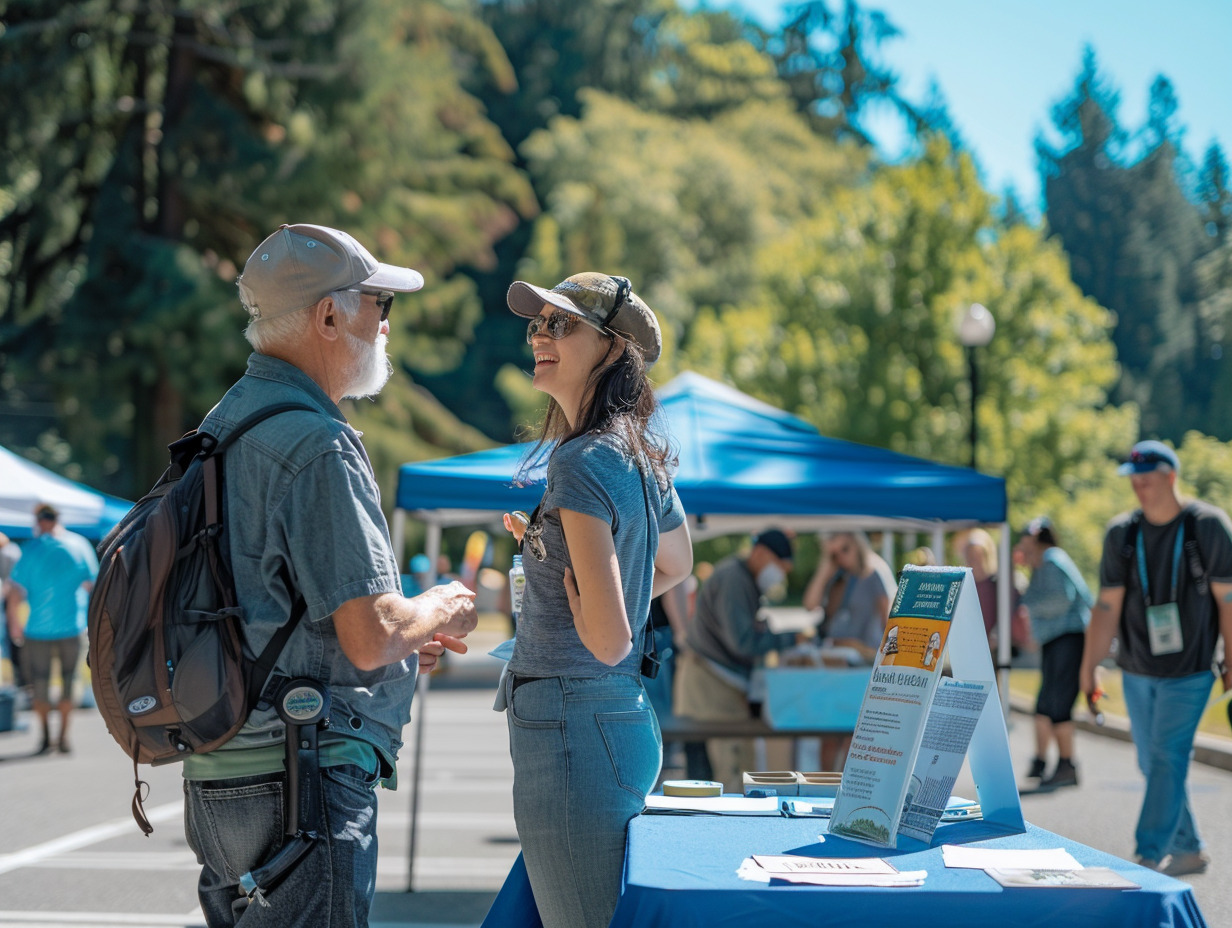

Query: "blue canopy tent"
left=392, top=373, right=1015, bottom=884
left=394, top=372, right=1013, bottom=681
left=0, top=444, right=132, bottom=541
left=395, top=371, right=1005, bottom=531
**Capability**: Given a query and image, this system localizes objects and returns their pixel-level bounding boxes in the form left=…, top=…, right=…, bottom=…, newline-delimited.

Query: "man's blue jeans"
left=184, top=763, right=380, bottom=927
left=1120, top=669, right=1213, bottom=861
left=504, top=671, right=661, bottom=928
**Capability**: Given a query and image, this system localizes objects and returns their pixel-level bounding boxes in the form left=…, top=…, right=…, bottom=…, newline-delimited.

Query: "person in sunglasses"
left=496, top=272, right=694, bottom=928
left=178, top=224, right=478, bottom=927
left=1082, top=440, right=1232, bottom=876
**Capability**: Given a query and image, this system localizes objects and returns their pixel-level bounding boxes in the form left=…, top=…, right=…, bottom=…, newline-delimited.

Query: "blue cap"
left=1117, top=440, right=1179, bottom=476
left=410, top=553, right=432, bottom=573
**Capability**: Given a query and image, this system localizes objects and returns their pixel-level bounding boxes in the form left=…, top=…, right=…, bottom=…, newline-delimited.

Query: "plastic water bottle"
left=508, top=555, right=525, bottom=631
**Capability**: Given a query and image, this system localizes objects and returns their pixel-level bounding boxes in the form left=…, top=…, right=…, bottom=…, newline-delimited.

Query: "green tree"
left=498, top=90, right=862, bottom=427
left=683, top=138, right=1136, bottom=578
left=1040, top=50, right=1212, bottom=442
left=760, top=0, right=919, bottom=144
left=1, top=0, right=531, bottom=495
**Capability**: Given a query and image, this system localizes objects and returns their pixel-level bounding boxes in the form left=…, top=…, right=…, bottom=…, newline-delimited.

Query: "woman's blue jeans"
left=503, top=671, right=661, bottom=928
left=184, top=763, right=381, bottom=927
left=1120, top=669, right=1213, bottom=861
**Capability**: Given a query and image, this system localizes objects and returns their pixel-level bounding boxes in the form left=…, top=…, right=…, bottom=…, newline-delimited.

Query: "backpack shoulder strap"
left=1182, top=506, right=1209, bottom=597
left=1120, top=511, right=1142, bottom=582
left=203, top=401, right=321, bottom=699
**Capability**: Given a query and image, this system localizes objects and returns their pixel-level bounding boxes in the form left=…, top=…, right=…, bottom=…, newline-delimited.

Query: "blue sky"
left=695, top=0, right=1231, bottom=212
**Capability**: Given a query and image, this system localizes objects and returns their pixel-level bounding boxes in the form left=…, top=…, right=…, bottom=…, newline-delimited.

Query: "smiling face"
left=528, top=303, right=615, bottom=424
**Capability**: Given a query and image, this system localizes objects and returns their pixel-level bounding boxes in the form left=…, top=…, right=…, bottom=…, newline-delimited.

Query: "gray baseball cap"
left=237, top=223, right=424, bottom=320
left=506, top=272, right=662, bottom=367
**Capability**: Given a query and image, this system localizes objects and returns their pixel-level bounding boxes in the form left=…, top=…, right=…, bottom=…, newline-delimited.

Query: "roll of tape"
left=661, top=779, right=723, bottom=797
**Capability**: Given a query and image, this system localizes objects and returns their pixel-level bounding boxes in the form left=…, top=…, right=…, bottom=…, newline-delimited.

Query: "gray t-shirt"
left=508, top=433, right=684, bottom=678
left=824, top=561, right=896, bottom=655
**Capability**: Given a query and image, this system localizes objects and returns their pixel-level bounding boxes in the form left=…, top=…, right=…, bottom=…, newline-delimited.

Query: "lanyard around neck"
left=1135, top=522, right=1184, bottom=607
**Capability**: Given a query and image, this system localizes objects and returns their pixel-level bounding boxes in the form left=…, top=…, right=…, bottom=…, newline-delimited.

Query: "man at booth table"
left=181, top=223, right=478, bottom=928
left=1080, top=440, right=1232, bottom=876
left=673, top=529, right=798, bottom=791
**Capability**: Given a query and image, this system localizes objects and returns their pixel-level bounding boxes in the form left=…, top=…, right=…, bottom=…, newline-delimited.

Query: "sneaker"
left=57, top=736, right=71, bottom=754
left=1039, top=759, right=1079, bottom=789
left=1162, top=852, right=1210, bottom=877
left=1025, top=757, right=1047, bottom=779
left=1134, top=855, right=1164, bottom=871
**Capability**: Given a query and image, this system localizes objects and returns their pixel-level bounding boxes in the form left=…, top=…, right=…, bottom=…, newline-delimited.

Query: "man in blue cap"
left=1081, top=440, right=1232, bottom=875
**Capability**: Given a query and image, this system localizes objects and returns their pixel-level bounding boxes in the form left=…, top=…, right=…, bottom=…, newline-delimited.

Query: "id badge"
left=1146, top=602, right=1184, bottom=656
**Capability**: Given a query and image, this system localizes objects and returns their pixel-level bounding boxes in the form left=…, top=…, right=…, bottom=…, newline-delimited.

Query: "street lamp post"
left=958, top=303, right=996, bottom=470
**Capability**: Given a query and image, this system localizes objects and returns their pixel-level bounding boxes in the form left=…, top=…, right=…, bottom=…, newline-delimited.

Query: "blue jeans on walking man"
left=1120, top=669, right=1213, bottom=862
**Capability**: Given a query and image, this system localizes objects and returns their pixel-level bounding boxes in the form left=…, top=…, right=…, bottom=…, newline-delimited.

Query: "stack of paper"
left=940, top=845, right=1138, bottom=891
left=739, top=855, right=926, bottom=887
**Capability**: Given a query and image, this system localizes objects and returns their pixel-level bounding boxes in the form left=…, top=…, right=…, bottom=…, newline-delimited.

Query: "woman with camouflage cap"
left=493, top=272, right=694, bottom=928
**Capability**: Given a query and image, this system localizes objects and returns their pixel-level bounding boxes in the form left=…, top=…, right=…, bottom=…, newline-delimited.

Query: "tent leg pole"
left=392, top=509, right=406, bottom=571
left=997, top=524, right=1012, bottom=720
left=407, top=671, right=429, bottom=892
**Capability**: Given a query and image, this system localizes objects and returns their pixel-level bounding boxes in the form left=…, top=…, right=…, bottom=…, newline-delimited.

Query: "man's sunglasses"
left=344, top=289, right=395, bottom=322
left=526, top=310, right=611, bottom=344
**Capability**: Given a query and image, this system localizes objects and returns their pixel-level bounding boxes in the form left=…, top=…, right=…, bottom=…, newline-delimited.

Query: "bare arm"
left=803, top=554, right=838, bottom=612
left=1080, top=585, right=1124, bottom=697
left=331, top=581, right=477, bottom=672
left=1212, top=581, right=1232, bottom=691
left=651, top=522, right=693, bottom=600
left=5, top=582, right=25, bottom=647
left=558, top=508, right=633, bottom=666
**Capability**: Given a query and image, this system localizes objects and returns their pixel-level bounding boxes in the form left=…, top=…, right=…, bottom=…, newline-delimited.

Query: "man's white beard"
left=343, top=331, right=393, bottom=399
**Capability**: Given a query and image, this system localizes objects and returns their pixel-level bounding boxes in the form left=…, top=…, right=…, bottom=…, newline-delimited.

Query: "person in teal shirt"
left=1016, top=517, right=1092, bottom=789
left=5, top=504, right=97, bottom=753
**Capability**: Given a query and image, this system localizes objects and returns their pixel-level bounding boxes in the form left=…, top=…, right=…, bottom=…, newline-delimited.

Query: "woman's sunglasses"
left=526, top=310, right=612, bottom=344
left=345, top=289, right=395, bottom=321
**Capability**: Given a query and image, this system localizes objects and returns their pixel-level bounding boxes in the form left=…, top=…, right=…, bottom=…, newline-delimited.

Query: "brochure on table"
left=829, top=565, right=1024, bottom=848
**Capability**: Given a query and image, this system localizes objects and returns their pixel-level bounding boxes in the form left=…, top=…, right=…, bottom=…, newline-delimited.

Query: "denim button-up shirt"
left=197, top=353, right=408, bottom=763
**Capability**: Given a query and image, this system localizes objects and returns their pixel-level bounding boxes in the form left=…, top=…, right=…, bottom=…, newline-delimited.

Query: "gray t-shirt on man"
left=508, top=433, right=683, bottom=679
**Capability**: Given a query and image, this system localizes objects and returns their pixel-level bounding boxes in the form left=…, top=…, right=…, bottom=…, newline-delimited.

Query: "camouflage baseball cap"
left=237, top=223, right=424, bottom=320
left=506, top=272, right=662, bottom=367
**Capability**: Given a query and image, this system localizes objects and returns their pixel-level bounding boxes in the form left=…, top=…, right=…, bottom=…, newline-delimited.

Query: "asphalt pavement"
left=1, top=632, right=1230, bottom=927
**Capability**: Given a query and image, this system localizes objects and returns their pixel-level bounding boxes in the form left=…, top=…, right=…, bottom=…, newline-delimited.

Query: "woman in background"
left=1016, top=517, right=1092, bottom=789
left=803, top=531, right=895, bottom=768
left=496, top=272, right=693, bottom=928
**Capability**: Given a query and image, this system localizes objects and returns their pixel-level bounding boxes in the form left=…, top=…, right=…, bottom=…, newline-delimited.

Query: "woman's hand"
left=503, top=510, right=529, bottom=544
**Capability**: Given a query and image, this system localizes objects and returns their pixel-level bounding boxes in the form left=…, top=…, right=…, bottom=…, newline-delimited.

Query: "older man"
left=674, top=529, right=798, bottom=790
left=1081, top=440, right=1232, bottom=876
left=180, top=224, right=478, bottom=927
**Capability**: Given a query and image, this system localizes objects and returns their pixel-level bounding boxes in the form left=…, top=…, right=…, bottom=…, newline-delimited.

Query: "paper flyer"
left=897, top=677, right=992, bottom=842
left=829, top=569, right=966, bottom=847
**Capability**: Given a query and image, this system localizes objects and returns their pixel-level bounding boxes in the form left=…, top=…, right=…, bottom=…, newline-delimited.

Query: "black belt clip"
left=237, top=678, right=331, bottom=908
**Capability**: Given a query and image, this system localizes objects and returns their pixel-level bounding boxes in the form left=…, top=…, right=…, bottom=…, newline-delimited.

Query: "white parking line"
left=0, top=802, right=182, bottom=876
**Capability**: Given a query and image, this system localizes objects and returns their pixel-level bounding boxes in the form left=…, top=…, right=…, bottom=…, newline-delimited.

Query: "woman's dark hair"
left=519, top=337, right=676, bottom=491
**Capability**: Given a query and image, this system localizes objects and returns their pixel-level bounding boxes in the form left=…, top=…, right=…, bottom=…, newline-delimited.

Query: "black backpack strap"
left=1182, top=506, right=1209, bottom=597
left=247, top=596, right=309, bottom=710
left=203, top=401, right=320, bottom=704
left=1120, top=511, right=1142, bottom=588
left=209, top=402, right=321, bottom=455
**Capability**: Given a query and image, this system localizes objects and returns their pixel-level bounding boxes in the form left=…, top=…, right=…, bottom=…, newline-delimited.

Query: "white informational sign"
left=829, top=566, right=1024, bottom=848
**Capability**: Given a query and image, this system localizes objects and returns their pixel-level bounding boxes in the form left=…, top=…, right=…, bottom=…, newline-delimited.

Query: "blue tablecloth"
left=481, top=815, right=1208, bottom=928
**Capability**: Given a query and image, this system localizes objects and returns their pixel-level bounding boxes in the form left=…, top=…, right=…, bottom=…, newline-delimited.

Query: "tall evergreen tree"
left=0, top=0, right=532, bottom=494
left=1040, top=48, right=1210, bottom=441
